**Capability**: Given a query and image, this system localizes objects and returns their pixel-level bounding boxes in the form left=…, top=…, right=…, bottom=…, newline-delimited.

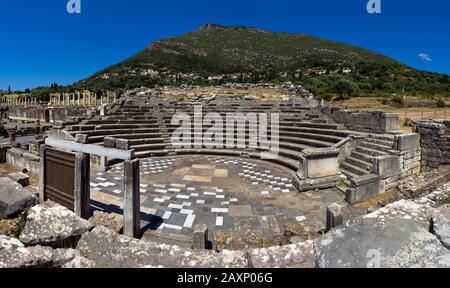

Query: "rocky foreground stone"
left=0, top=235, right=92, bottom=268
left=315, top=200, right=450, bottom=268
left=76, top=226, right=248, bottom=268
left=1, top=183, right=449, bottom=268
left=432, top=205, right=450, bottom=249
left=19, top=201, right=93, bottom=248
left=0, top=177, right=37, bottom=218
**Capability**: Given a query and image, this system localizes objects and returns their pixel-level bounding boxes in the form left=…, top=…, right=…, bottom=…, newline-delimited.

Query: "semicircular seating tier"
left=66, top=100, right=351, bottom=172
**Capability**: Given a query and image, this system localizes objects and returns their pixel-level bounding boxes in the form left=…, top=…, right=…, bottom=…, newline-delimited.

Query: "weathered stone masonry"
left=322, top=107, right=400, bottom=133
left=413, top=120, right=450, bottom=169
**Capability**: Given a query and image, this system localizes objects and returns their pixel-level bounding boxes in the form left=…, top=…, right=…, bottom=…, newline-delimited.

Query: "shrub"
left=391, top=95, right=405, bottom=107
left=436, top=98, right=445, bottom=108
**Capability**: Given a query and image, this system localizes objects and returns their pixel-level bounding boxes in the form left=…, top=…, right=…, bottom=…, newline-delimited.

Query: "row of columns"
left=0, top=98, right=39, bottom=106
left=50, top=93, right=117, bottom=107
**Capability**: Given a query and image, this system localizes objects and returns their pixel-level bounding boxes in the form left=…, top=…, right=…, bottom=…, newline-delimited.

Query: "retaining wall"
left=323, top=107, right=400, bottom=133
left=412, top=120, right=450, bottom=169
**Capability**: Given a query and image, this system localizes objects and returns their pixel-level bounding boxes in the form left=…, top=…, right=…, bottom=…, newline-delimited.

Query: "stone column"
left=193, top=224, right=209, bottom=250
left=100, top=137, right=116, bottom=171
left=38, top=144, right=46, bottom=203
left=74, top=152, right=90, bottom=218
left=77, top=93, right=80, bottom=106
left=8, top=129, right=16, bottom=144
left=123, top=158, right=140, bottom=238
left=326, top=203, right=343, bottom=232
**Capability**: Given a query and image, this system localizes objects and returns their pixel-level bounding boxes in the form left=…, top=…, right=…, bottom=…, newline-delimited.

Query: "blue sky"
left=0, top=0, right=449, bottom=91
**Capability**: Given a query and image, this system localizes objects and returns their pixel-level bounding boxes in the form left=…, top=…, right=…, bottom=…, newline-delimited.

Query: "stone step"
left=126, top=138, right=165, bottom=145
left=135, top=150, right=169, bottom=158
left=87, top=133, right=163, bottom=143
left=70, top=127, right=161, bottom=137
left=249, top=152, right=298, bottom=171
left=279, top=131, right=343, bottom=144
left=339, top=167, right=360, bottom=180
left=340, top=161, right=371, bottom=176
left=368, top=134, right=395, bottom=142
left=364, top=138, right=393, bottom=148
left=344, top=156, right=373, bottom=171
left=359, top=141, right=392, bottom=153
left=277, top=126, right=349, bottom=138
left=350, top=151, right=377, bottom=164
left=354, top=146, right=387, bottom=157
left=93, top=124, right=160, bottom=130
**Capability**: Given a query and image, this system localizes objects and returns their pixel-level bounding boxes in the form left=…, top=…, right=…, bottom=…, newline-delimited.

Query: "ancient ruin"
left=1, top=83, right=450, bottom=268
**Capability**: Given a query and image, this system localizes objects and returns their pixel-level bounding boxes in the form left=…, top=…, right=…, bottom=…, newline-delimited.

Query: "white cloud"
left=418, top=53, right=432, bottom=62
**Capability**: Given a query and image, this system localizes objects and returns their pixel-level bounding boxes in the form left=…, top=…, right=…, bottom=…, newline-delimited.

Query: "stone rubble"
left=76, top=226, right=249, bottom=268
left=88, top=211, right=123, bottom=233
left=1, top=180, right=450, bottom=268
left=0, top=235, right=81, bottom=268
left=315, top=198, right=450, bottom=268
left=248, top=241, right=315, bottom=268
left=0, top=177, right=38, bottom=218
left=19, top=201, right=93, bottom=248
left=432, top=205, right=450, bottom=249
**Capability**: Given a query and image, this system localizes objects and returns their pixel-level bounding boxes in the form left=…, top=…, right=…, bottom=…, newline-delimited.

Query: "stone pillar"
left=8, top=129, right=16, bottom=144
left=38, top=144, right=46, bottom=203
left=101, top=137, right=116, bottom=171
left=77, top=93, right=80, bottom=106
left=123, top=158, right=140, bottom=238
left=74, top=152, right=90, bottom=218
left=193, top=224, right=209, bottom=250
left=326, top=203, right=343, bottom=232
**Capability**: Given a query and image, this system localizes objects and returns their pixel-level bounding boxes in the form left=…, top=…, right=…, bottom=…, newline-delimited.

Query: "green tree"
left=333, top=79, right=358, bottom=99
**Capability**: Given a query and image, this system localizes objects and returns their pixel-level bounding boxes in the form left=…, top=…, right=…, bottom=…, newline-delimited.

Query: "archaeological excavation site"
left=1, top=84, right=450, bottom=268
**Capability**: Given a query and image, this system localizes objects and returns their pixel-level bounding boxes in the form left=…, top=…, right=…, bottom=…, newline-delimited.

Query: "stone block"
left=297, top=148, right=340, bottom=179
left=193, top=224, right=208, bottom=250
left=103, top=136, right=116, bottom=148
left=346, top=174, right=385, bottom=204
left=326, top=203, right=343, bottom=232
left=74, top=134, right=89, bottom=144
left=19, top=201, right=93, bottom=248
left=394, top=133, right=420, bottom=151
left=373, top=155, right=401, bottom=179
left=315, top=200, right=450, bottom=267
left=116, top=139, right=129, bottom=150
left=0, top=177, right=38, bottom=218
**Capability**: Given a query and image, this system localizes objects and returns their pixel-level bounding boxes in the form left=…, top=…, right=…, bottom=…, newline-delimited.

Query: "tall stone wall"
left=323, top=107, right=399, bottom=133
left=412, top=120, right=450, bottom=169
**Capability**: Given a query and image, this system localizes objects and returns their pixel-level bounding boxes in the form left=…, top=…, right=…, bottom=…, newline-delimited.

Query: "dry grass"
left=0, top=163, right=39, bottom=186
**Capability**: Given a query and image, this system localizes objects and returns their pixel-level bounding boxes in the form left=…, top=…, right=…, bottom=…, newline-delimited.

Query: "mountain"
left=72, top=24, right=450, bottom=98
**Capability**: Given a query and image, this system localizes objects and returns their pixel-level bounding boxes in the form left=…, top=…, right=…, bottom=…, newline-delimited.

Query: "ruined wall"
left=6, top=147, right=40, bottom=174
left=8, top=107, right=86, bottom=123
left=323, top=107, right=399, bottom=133
left=412, top=120, right=450, bottom=169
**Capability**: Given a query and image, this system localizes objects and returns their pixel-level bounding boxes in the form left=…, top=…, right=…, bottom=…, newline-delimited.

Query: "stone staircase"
left=340, top=134, right=395, bottom=180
